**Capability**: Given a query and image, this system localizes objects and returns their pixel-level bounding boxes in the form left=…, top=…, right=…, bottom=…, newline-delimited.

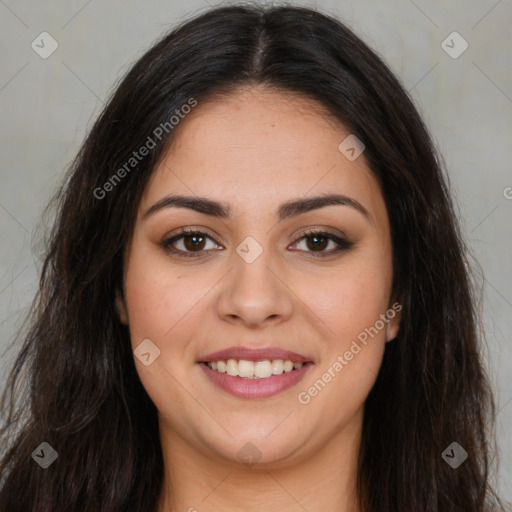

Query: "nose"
left=216, top=244, right=294, bottom=329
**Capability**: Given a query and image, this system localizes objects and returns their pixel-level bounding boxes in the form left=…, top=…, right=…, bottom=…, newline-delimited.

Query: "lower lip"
left=198, top=362, right=314, bottom=399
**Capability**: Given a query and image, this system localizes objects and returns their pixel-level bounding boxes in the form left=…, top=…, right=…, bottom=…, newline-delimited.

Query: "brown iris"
left=183, top=234, right=206, bottom=251
left=305, top=234, right=328, bottom=252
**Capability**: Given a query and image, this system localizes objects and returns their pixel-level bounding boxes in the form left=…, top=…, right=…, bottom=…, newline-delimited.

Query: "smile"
left=199, top=359, right=314, bottom=399
left=204, top=358, right=304, bottom=378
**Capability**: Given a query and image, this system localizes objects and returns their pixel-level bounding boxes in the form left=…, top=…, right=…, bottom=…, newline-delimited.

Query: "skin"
left=115, top=85, right=401, bottom=512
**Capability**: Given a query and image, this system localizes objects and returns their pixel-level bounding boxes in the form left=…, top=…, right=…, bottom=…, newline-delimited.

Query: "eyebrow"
left=142, top=193, right=371, bottom=222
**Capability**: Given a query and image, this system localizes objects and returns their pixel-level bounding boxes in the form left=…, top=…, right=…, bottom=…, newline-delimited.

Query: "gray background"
left=0, top=0, right=511, bottom=502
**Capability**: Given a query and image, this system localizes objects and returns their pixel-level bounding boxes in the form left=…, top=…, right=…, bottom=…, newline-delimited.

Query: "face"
left=116, top=85, right=401, bottom=467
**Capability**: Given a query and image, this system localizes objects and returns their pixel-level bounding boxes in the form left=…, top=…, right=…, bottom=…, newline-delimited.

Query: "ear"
left=385, top=300, right=402, bottom=342
left=115, top=288, right=129, bottom=325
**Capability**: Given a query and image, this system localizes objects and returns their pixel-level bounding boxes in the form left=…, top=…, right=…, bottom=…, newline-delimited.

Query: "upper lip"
left=198, top=346, right=313, bottom=364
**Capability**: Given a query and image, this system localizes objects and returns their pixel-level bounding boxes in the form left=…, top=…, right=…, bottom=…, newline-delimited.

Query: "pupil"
left=186, top=235, right=204, bottom=251
left=308, top=235, right=327, bottom=251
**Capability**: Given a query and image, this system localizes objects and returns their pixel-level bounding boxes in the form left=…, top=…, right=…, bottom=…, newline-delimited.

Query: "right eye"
left=161, top=229, right=223, bottom=258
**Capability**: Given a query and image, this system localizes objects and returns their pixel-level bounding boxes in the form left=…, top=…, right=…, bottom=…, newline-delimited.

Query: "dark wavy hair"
left=0, top=4, right=506, bottom=511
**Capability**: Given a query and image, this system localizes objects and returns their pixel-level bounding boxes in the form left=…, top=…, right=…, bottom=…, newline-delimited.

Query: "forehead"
left=139, top=85, right=385, bottom=223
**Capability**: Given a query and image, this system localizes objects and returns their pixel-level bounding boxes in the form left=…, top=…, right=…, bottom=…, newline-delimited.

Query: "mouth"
left=200, top=359, right=313, bottom=379
left=197, top=346, right=314, bottom=398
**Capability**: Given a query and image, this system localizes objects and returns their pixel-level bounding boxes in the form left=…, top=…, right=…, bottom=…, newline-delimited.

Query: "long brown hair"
left=0, top=4, right=506, bottom=511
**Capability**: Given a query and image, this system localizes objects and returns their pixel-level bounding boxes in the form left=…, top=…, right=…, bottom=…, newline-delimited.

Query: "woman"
left=0, top=4, right=508, bottom=511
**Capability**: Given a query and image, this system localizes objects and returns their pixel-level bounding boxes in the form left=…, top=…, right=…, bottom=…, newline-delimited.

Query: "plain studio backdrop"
left=0, top=0, right=511, bottom=503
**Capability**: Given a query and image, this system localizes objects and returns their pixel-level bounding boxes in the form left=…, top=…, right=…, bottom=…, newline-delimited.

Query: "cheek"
left=303, top=253, right=393, bottom=343
left=123, top=254, right=211, bottom=425
left=294, top=253, right=392, bottom=415
left=123, top=252, right=209, bottom=346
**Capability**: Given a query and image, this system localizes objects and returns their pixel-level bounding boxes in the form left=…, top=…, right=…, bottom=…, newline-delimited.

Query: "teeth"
left=272, top=359, right=283, bottom=375
left=205, top=359, right=305, bottom=379
left=226, top=359, right=238, bottom=376
left=238, top=359, right=255, bottom=378
left=255, top=360, right=272, bottom=378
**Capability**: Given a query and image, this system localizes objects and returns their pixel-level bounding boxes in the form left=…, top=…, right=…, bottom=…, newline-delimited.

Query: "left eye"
left=291, top=231, right=350, bottom=255
left=161, top=229, right=352, bottom=258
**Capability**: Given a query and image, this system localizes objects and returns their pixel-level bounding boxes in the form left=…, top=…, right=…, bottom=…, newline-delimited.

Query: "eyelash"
left=161, top=228, right=354, bottom=259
